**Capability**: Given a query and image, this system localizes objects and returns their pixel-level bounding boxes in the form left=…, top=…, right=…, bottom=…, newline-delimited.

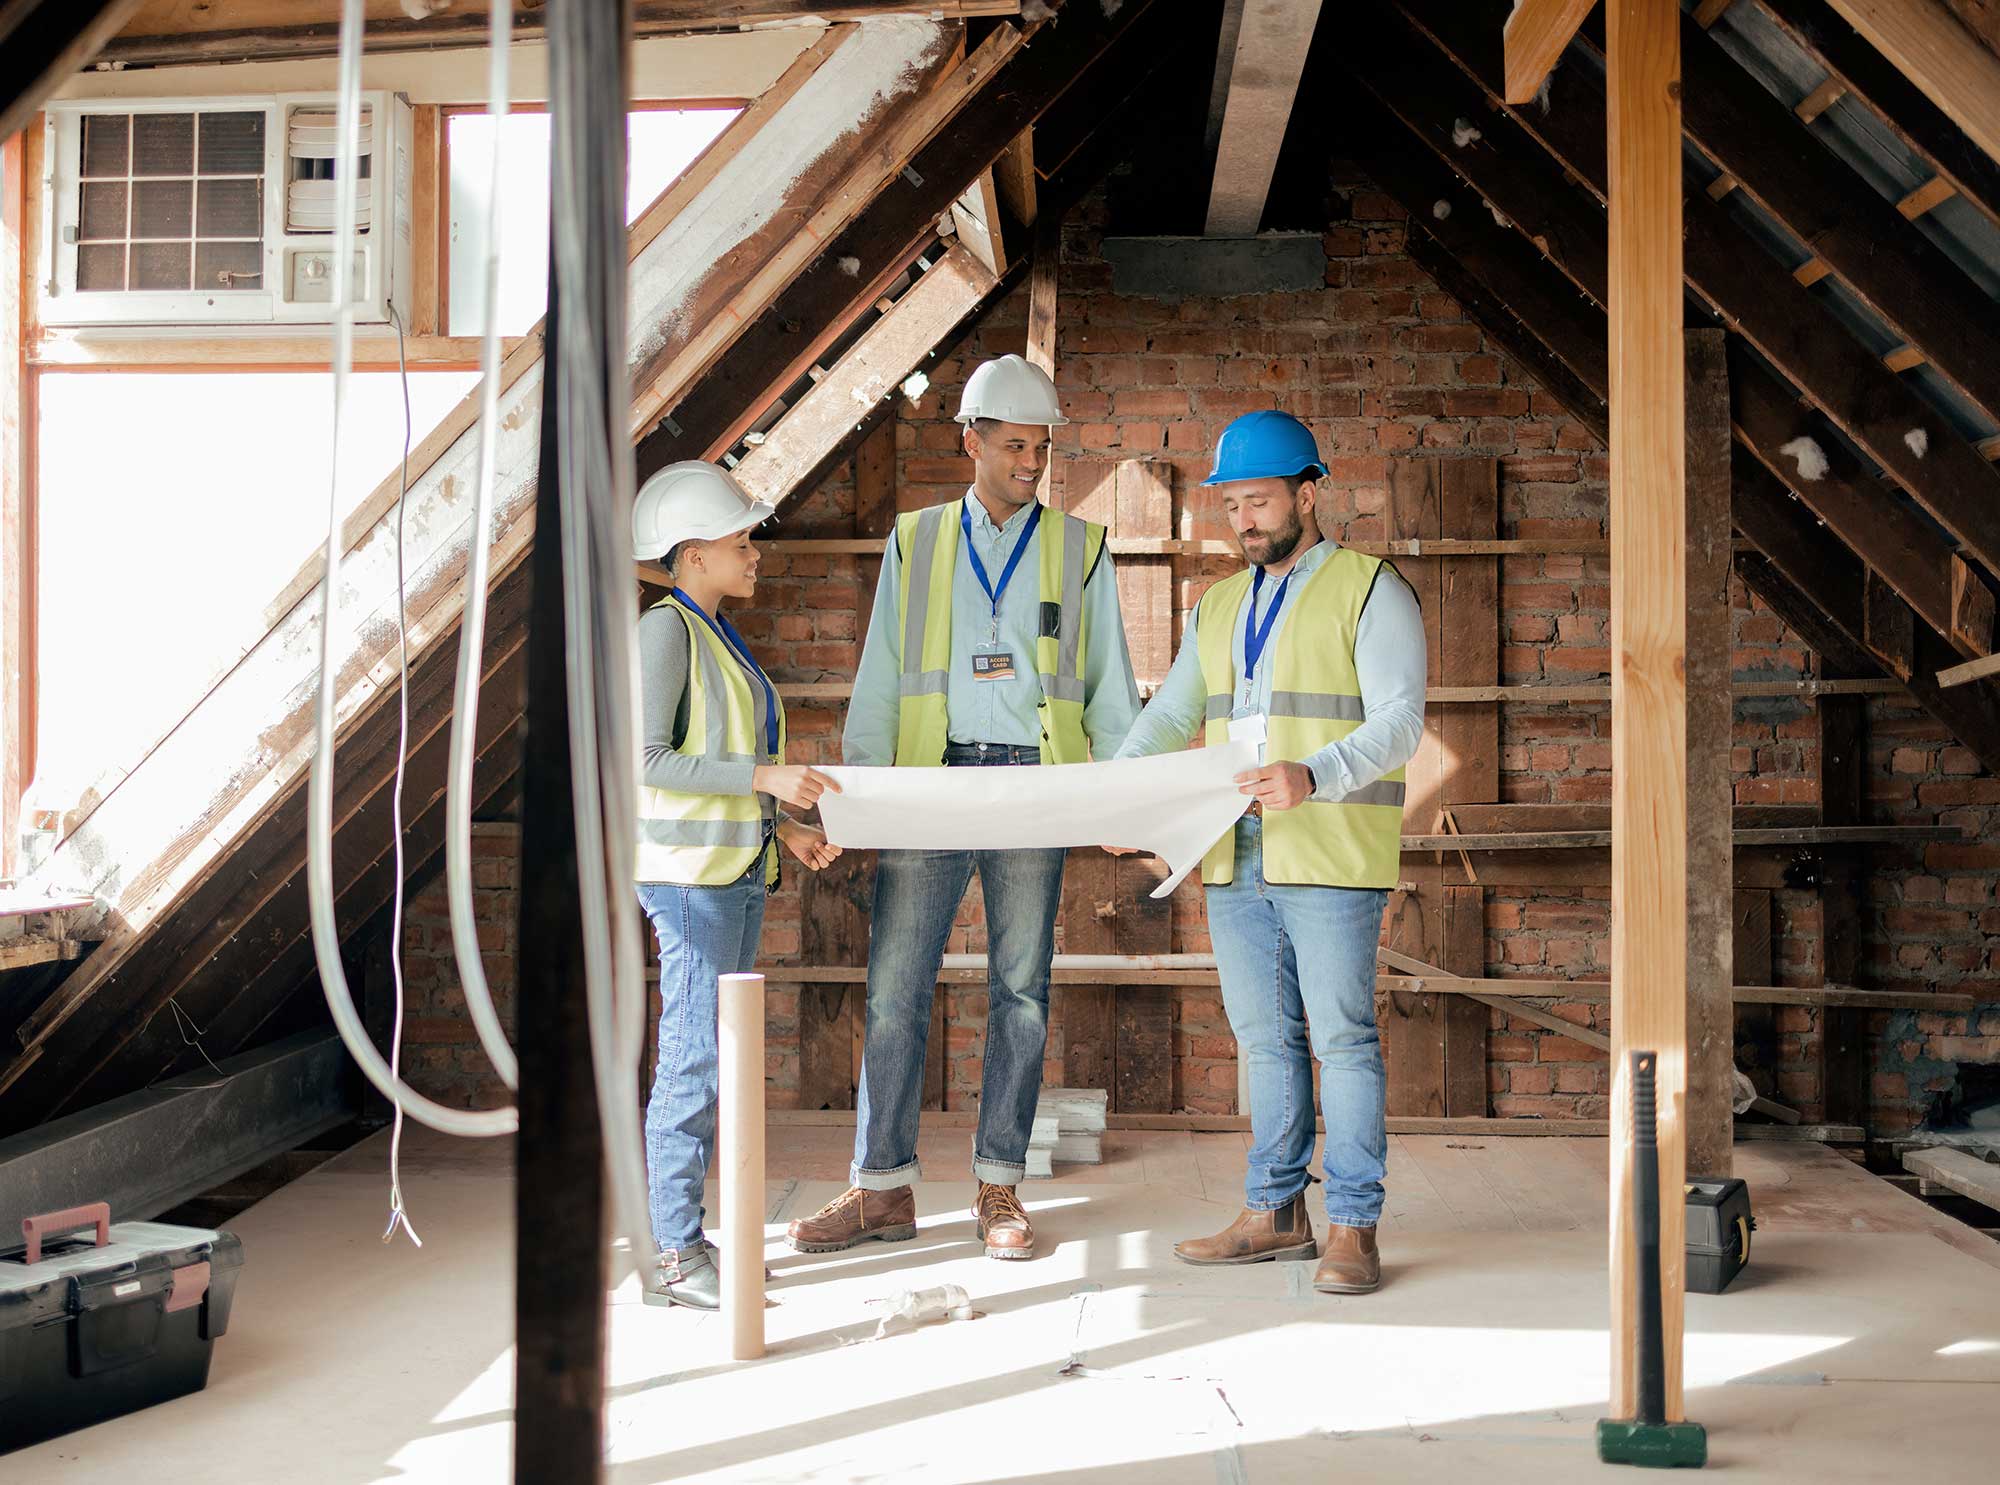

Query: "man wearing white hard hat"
left=632, top=460, right=845, bottom=1308
left=1113, top=409, right=1426, bottom=1295
left=786, top=354, right=1141, bottom=1262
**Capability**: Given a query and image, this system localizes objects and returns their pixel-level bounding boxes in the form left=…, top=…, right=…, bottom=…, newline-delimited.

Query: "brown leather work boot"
left=1173, top=1191, right=1318, bottom=1266
left=786, top=1185, right=917, bottom=1254
left=1313, top=1223, right=1381, bottom=1293
left=973, top=1181, right=1035, bottom=1260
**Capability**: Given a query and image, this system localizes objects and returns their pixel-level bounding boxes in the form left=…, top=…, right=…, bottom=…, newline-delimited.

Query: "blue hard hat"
left=1201, top=409, right=1328, bottom=486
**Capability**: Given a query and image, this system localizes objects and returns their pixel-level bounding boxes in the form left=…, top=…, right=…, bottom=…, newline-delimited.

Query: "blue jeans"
left=853, top=742, right=1065, bottom=1188
left=638, top=868, right=766, bottom=1252
left=1205, top=815, right=1389, bottom=1227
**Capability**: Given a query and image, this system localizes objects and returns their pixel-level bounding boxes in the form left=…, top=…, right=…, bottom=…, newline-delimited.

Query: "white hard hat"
left=955, top=353, right=1068, bottom=427
left=631, top=460, right=775, bottom=562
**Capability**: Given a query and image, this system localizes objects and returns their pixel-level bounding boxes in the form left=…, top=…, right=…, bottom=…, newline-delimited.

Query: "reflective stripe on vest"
left=635, top=593, right=787, bottom=887
left=892, top=496, right=1106, bottom=766
left=1195, top=548, right=1407, bottom=888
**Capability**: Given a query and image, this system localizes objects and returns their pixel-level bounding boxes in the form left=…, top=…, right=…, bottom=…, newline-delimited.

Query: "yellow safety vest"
left=635, top=593, right=787, bottom=887
left=891, top=496, right=1107, bottom=766
left=1196, top=549, right=1407, bottom=888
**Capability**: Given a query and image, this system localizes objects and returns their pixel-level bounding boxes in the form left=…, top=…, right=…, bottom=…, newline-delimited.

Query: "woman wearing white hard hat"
left=631, top=459, right=842, bottom=1309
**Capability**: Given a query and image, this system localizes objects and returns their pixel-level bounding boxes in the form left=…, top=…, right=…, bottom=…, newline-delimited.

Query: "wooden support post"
left=410, top=104, right=441, bottom=337
left=1028, top=211, right=1059, bottom=503
left=1, top=129, right=32, bottom=881
left=1382, top=457, right=1497, bottom=1117
left=1816, top=687, right=1869, bottom=1128
left=798, top=852, right=867, bottom=1112
left=719, top=973, right=767, bottom=1361
left=515, top=291, right=605, bottom=1483
left=1685, top=330, right=1734, bottom=1179
left=1607, top=0, right=1688, bottom=1423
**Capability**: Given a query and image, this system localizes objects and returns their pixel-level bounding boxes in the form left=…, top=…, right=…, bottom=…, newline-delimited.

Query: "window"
left=74, top=110, right=267, bottom=294
left=446, top=107, right=738, bottom=336
left=34, top=370, right=478, bottom=804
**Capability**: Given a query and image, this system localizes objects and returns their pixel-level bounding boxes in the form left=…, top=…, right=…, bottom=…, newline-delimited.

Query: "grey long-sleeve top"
left=638, top=605, right=778, bottom=827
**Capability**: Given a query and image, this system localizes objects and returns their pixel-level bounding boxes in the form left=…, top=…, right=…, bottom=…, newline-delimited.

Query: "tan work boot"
left=786, top=1185, right=918, bottom=1253
left=1173, top=1191, right=1318, bottom=1266
left=1313, top=1223, right=1381, bottom=1293
left=973, top=1181, right=1035, bottom=1260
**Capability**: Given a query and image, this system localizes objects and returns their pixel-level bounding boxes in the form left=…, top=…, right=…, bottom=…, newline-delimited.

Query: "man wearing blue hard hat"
left=1113, top=408, right=1425, bottom=1294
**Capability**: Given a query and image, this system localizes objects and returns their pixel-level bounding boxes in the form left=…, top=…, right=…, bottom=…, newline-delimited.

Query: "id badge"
left=1228, top=709, right=1269, bottom=746
left=971, top=647, right=1018, bottom=682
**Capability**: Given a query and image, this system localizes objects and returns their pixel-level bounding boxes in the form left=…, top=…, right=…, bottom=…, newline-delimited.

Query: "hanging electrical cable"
left=306, top=0, right=514, bottom=1140
left=545, top=0, right=662, bottom=1278
left=440, top=0, right=522, bottom=1093
left=382, top=301, right=424, bottom=1247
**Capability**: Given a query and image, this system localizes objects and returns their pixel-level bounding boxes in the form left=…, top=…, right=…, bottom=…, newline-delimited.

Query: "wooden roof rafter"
left=1376, top=0, right=2000, bottom=644
left=1202, top=0, right=1325, bottom=236
left=1322, top=88, right=2000, bottom=770
left=1752, top=0, right=2000, bottom=237
left=101, top=1, right=1023, bottom=69
left=1571, top=5, right=2000, bottom=432
left=635, top=0, right=1171, bottom=479
left=0, top=15, right=992, bottom=1123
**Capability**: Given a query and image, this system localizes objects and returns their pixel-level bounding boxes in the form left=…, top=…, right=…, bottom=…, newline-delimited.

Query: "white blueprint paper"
left=818, top=741, right=1260, bottom=898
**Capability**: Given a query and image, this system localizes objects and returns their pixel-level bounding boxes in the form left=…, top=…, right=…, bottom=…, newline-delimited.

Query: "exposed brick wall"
left=395, top=167, right=1996, bottom=1131
left=389, top=821, right=519, bottom=1109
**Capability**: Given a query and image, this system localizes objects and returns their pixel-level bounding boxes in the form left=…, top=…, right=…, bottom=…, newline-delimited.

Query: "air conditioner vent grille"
left=71, top=109, right=266, bottom=294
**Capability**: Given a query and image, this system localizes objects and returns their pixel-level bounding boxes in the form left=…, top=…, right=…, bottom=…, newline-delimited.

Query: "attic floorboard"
left=12, top=1129, right=1996, bottom=1481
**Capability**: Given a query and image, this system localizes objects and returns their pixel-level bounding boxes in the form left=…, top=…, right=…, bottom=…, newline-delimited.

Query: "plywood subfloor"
left=15, top=1126, right=1999, bottom=1483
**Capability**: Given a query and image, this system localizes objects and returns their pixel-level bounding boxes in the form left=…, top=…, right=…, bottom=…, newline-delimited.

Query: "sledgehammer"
left=1597, top=1050, right=1708, bottom=1468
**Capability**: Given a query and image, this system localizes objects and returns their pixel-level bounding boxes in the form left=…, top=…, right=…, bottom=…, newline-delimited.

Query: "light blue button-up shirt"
left=1114, top=538, right=1427, bottom=801
left=843, top=492, right=1142, bottom=765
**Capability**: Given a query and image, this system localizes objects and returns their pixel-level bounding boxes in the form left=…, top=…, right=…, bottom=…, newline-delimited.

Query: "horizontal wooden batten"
left=29, top=331, right=530, bottom=371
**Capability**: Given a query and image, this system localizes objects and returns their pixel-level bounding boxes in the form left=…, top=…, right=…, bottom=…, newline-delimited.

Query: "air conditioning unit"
left=38, top=92, right=414, bottom=329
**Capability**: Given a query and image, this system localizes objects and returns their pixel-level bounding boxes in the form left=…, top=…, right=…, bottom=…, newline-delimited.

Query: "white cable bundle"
left=306, top=0, right=514, bottom=1141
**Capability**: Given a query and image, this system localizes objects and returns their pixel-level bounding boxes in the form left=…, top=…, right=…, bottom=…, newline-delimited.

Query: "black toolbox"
left=0, top=1204, right=244, bottom=1453
left=1684, top=1178, right=1754, bottom=1294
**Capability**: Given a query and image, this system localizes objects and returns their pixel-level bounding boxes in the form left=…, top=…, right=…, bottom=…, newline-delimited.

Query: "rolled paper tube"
left=719, top=972, right=766, bottom=1360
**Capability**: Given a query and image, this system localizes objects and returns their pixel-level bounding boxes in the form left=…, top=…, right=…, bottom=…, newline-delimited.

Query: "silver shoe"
left=644, top=1246, right=720, bottom=1310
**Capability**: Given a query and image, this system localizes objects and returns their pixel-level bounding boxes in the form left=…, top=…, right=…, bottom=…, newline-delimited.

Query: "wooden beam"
left=1897, top=176, right=1958, bottom=219
left=1756, top=0, right=2000, bottom=236
left=1374, top=13, right=2000, bottom=773
left=638, top=0, right=1170, bottom=477
left=1730, top=348, right=1981, bottom=656
left=627, top=24, right=1016, bottom=444
left=409, top=104, right=441, bottom=338
left=1903, top=1146, right=2000, bottom=1213
left=731, top=245, right=996, bottom=510
left=1623, top=7, right=2000, bottom=428
left=1794, top=76, right=1847, bottom=122
left=1607, top=0, right=1688, bottom=1424
left=1, top=129, right=32, bottom=882
left=1504, top=0, right=1597, bottom=104
left=994, top=129, right=1038, bottom=227
left=1204, top=0, right=1325, bottom=235
left=1864, top=569, right=1917, bottom=680
left=1823, top=0, right=2000, bottom=178
left=1936, top=650, right=2000, bottom=689
left=1734, top=463, right=2000, bottom=771
left=1685, top=329, right=1735, bottom=1182
left=0, top=0, right=143, bottom=145
left=1380, top=1, right=2000, bottom=599
left=1382, top=457, right=1498, bottom=1117
left=949, top=170, right=1006, bottom=278
left=28, top=330, right=528, bottom=371
left=100, top=2, right=1020, bottom=67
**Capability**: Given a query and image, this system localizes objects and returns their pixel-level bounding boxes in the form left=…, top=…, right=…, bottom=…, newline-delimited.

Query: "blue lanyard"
left=673, top=589, right=780, bottom=758
left=961, top=499, right=1041, bottom=633
left=1243, top=566, right=1292, bottom=686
